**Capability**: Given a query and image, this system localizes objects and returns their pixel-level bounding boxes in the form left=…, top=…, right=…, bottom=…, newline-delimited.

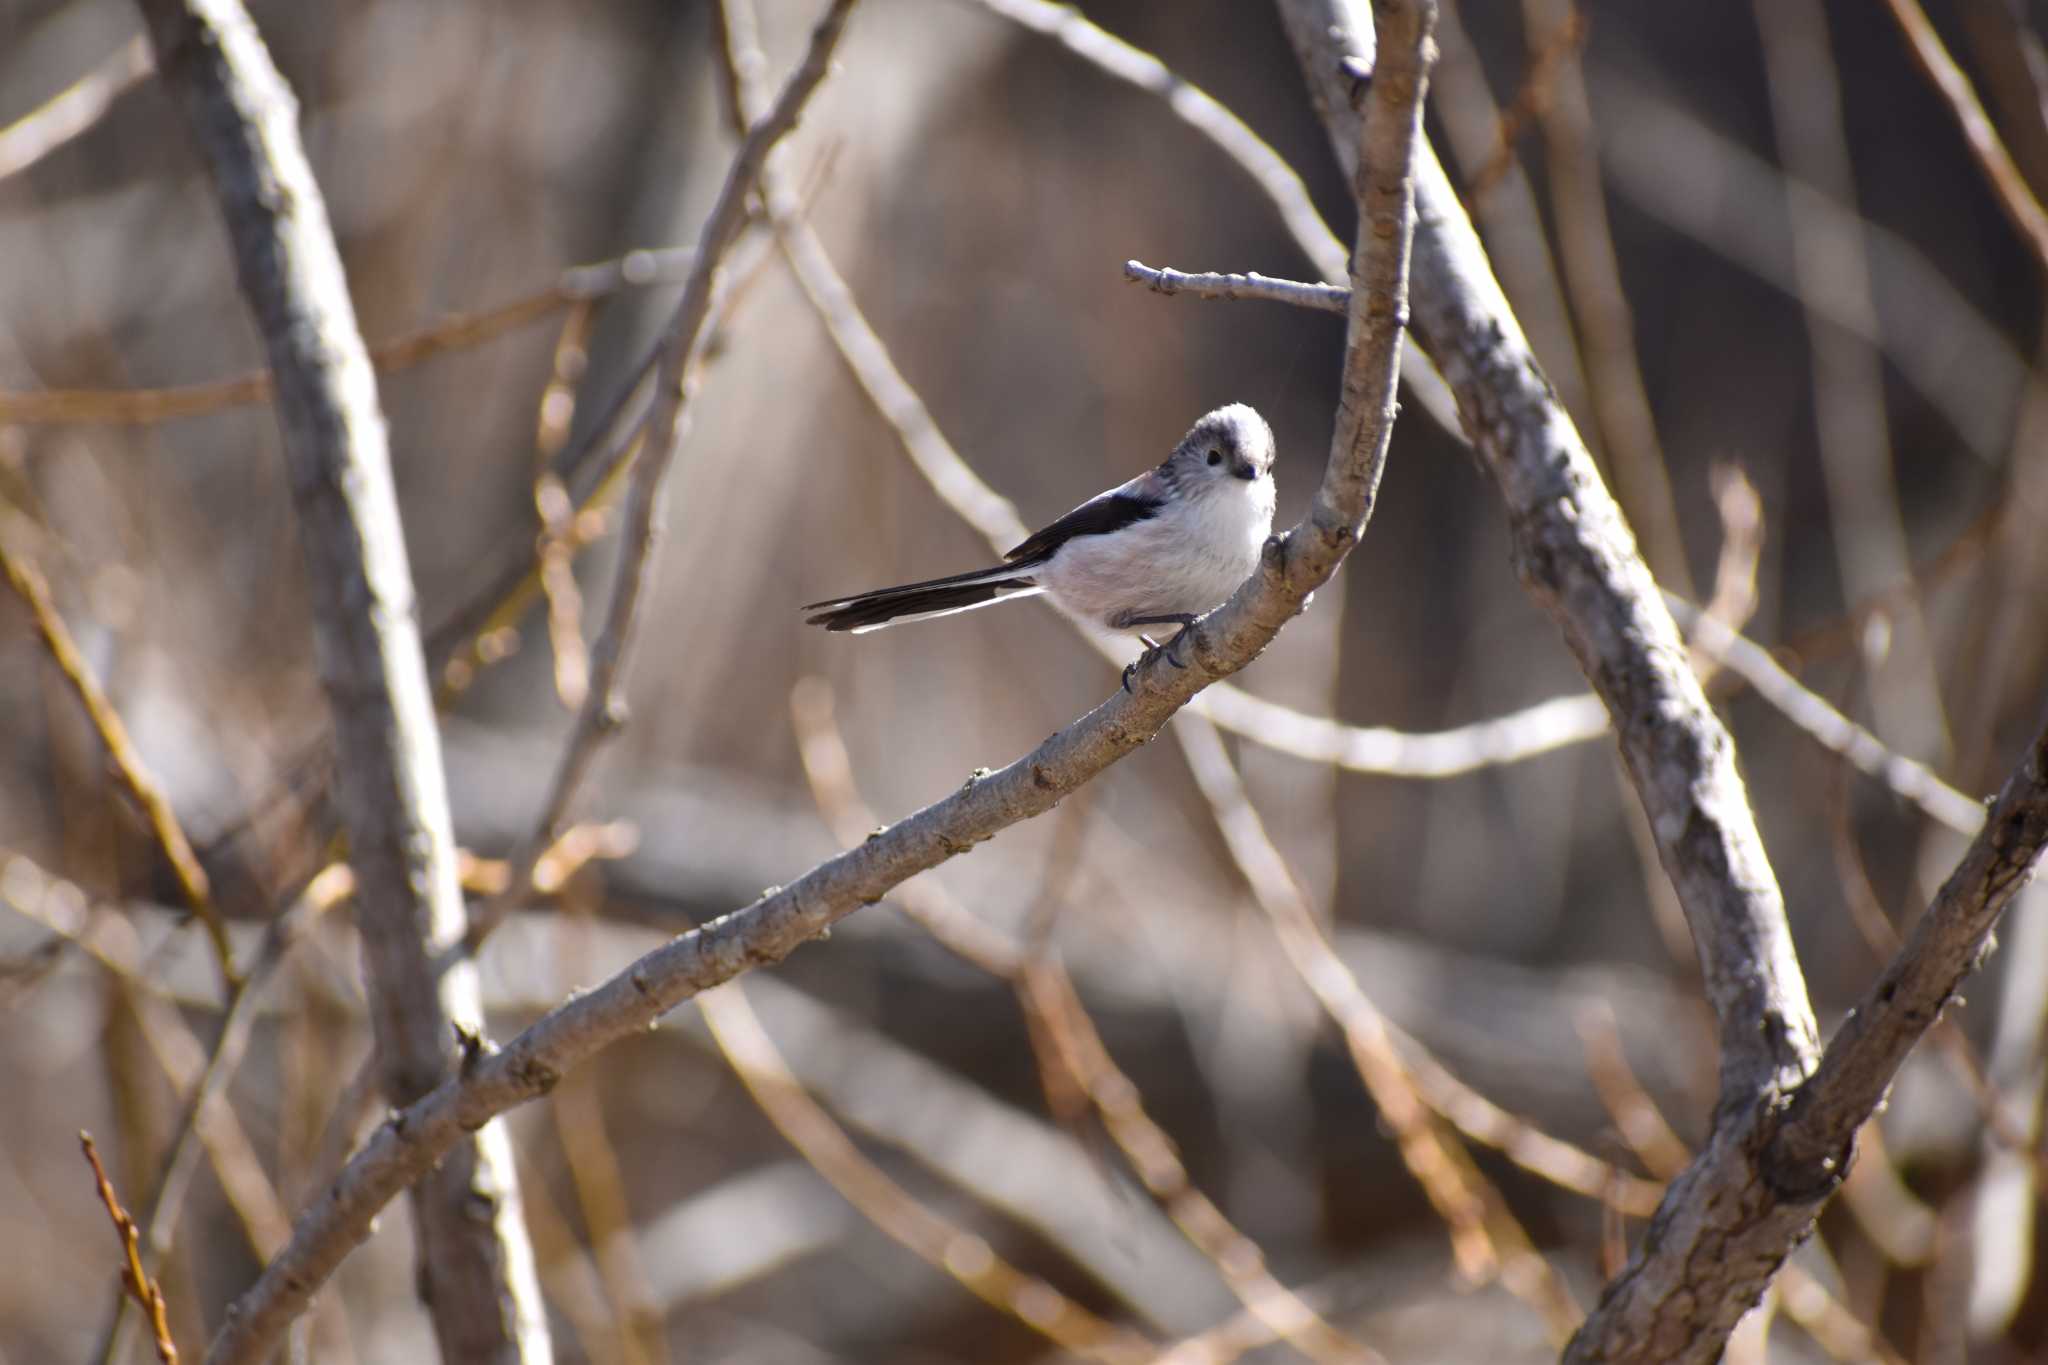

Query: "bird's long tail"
left=803, top=563, right=1043, bottom=633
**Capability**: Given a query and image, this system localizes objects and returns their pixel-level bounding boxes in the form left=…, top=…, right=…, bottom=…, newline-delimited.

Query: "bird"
left=803, top=403, right=1276, bottom=688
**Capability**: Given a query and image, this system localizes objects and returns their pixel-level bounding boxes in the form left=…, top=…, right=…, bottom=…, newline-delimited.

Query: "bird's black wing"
left=1005, top=489, right=1163, bottom=566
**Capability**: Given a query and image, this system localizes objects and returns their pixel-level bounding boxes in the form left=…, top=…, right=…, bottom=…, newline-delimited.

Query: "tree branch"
left=1275, top=0, right=1819, bottom=1122
left=1124, top=259, right=1352, bottom=313
left=1275, top=3, right=2048, bottom=1361
left=131, top=1, right=548, bottom=1360
left=473, top=0, right=861, bottom=940
left=192, top=2, right=1438, bottom=1358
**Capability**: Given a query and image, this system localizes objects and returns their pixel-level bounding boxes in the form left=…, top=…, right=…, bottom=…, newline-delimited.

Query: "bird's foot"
left=1121, top=625, right=1193, bottom=693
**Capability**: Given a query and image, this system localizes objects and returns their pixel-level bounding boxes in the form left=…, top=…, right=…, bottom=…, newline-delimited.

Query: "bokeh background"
left=1, top=0, right=2045, bottom=1360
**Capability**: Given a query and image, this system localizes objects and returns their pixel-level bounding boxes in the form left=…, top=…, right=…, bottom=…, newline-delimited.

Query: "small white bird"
left=804, top=404, right=1276, bottom=687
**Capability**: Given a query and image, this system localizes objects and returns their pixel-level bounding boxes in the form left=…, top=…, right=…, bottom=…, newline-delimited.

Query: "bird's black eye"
left=1206, top=449, right=1224, bottom=467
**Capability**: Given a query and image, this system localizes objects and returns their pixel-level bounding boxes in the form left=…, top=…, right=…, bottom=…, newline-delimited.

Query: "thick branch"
left=192, top=8, right=1438, bottom=1362
left=1275, top=0, right=1818, bottom=1127
left=1771, top=725, right=2048, bottom=1187
left=1276, top=4, right=2048, bottom=1362
left=132, top=2, right=548, bottom=1362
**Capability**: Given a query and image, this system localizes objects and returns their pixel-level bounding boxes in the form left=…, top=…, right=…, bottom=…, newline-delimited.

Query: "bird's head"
left=1165, top=403, right=1275, bottom=487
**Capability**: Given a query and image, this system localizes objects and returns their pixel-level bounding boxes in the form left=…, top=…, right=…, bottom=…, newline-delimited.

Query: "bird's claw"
left=1121, top=627, right=1192, bottom=693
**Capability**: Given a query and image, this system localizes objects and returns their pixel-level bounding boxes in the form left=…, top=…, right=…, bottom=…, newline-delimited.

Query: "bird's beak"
left=1232, top=459, right=1260, bottom=481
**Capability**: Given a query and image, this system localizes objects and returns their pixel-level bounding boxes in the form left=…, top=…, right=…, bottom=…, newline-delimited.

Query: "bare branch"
left=131, top=0, right=546, bottom=1360
left=1175, top=711, right=1582, bottom=1343
left=1668, top=596, right=1984, bottom=836
left=1881, top=0, right=2048, bottom=272
left=1771, top=724, right=2048, bottom=1190
left=780, top=151, right=1597, bottom=781
left=500, top=0, right=858, bottom=918
left=192, top=2, right=1438, bottom=1356
left=956, top=0, right=1463, bottom=440
left=0, top=533, right=235, bottom=985
left=1275, top=0, right=1819, bottom=1120
left=1202, top=682, right=1608, bottom=777
left=1124, top=259, right=1350, bottom=313
left=0, top=35, right=152, bottom=182
left=82, top=1133, right=180, bottom=1365
left=700, top=982, right=1158, bottom=1363
left=0, top=244, right=702, bottom=426
left=786, top=677, right=1382, bottom=1359
left=1558, top=716, right=2048, bottom=1360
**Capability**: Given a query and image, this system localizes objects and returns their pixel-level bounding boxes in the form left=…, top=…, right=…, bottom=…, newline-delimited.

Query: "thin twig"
left=1757, top=0, right=1948, bottom=760
left=484, top=0, right=860, bottom=933
left=0, top=35, right=152, bottom=181
left=0, top=534, right=236, bottom=985
left=1881, top=0, right=2048, bottom=272
left=1468, top=10, right=1586, bottom=198
left=82, top=1133, right=180, bottom=1365
left=533, top=304, right=600, bottom=710
left=956, top=0, right=1463, bottom=438
left=0, top=244, right=702, bottom=425
left=1669, top=595, right=1984, bottom=836
left=1200, top=683, right=1609, bottom=777
left=1123, top=260, right=1350, bottom=313
left=1175, top=710, right=1583, bottom=1343
left=785, top=678, right=1380, bottom=1362
left=1516, top=0, right=1692, bottom=595
left=699, top=982, right=1157, bottom=1362
left=104, top=884, right=337, bottom=1365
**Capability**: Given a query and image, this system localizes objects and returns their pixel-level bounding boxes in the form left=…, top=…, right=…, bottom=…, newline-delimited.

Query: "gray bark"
left=132, top=2, right=550, bottom=1361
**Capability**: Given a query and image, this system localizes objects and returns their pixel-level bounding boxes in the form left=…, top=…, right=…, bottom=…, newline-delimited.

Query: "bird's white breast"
left=1037, top=476, right=1275, bottom=634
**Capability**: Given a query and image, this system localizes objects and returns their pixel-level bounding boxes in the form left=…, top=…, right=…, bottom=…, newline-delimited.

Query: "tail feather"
left=804, top=565, right=1042, bottom=632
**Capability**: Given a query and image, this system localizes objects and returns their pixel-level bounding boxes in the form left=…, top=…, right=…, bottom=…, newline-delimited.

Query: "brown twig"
left=533, top=303, right=599, bottom=710
left=0, top=534, right=236, bottom=986
left=1881, top=0, right=2048, bottom=273
left=104, top=885, right=337, bottom=1365
left=1520, top=0, right=1695, bottom=596
left=699, top=982, right=1157, bottom=1363
left=0, top=244, right=702, bottom=426
left=1468, top=9, right=1586, bottom=198
left=1757, top=0, right=1948, bottom=761
left=486, top=0, right=860, bottom=934
left=82, top=1132, right=180, bottom=1365
left=786, top=677, right=1377, bottom=1361
left=1175, top=710, right=1583, bottom=1342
